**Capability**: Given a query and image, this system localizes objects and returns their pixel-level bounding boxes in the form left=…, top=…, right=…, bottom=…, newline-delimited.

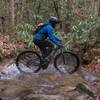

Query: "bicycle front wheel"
left=16, top=50, right=41, bottom=73
left=54, top=52, right=80, bottom=74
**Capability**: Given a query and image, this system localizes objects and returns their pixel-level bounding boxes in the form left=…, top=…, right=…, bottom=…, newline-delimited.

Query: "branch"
left=53, top=0, right=60, bottom=18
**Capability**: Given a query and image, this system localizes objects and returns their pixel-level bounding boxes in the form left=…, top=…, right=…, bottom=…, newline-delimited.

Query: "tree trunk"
left=98, top=0, right=100, bottom=16
left=53, top=0, right=60, bottom=19
left=10, top=0, right=15, bottom=33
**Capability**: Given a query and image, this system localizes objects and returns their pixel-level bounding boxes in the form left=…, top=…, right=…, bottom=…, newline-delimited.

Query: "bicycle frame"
left=45, top=47, right=64, bottom=63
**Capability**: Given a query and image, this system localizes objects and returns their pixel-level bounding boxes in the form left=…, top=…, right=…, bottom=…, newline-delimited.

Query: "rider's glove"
left=58, top=44, right=63, bottom=49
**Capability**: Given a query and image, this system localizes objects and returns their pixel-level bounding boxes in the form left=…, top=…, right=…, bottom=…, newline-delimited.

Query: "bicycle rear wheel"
left=16, top=50, right=41, bottom=73
left=54, top=51, right=80, bottom=74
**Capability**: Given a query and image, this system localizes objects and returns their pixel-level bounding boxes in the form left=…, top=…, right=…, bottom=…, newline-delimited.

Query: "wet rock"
left=73, top=95, right=94, bottom=100
left=84, top=74, right=100, bottom=82
left=26, top=94, right=66, bottom=100
left=26, top=96, right=41, bottom=100
left=76, top=83, right=95, bottom=98
left=75, top=95, right=87, bottom=100
left=0, top=63, right=35, bottom=80
left=70, top=95, right=87, bottom=100
left=77, top=67, right=100, bottom=81
left=0, top=98, right=8, bottom=100
left=0, top=64, right=20, bottom=79
left=0, top=86, right=27, bottom=98
left=17, top=64, right=33, bottom=73
left=14, top=97, right=20, bottom=100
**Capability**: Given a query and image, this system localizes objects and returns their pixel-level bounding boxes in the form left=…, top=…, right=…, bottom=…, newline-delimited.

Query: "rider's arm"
left=46, top=25, right=62, bottom=47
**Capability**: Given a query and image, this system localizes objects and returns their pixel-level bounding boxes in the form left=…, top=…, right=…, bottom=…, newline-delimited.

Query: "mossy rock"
left=82, top=52, right=94, bottom=64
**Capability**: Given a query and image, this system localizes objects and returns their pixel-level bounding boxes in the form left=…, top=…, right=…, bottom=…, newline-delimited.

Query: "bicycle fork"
left=60, top=49, right=66, bottom=64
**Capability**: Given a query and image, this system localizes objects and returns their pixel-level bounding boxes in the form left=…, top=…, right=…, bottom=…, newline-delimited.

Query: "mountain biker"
left=33, top=16, right=62, bottom=56
left=33, top=16, right=63, bottom=69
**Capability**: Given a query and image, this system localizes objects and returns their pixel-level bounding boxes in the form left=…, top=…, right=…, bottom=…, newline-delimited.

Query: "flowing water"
left=0, top=61, right=100, bottom=100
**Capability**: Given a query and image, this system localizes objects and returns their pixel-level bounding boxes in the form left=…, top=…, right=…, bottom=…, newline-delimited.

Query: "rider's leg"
left=34, top=40, right=54, bottom=58
left=42, top=40, right=54, bottom=58
left=34, top=40, right=54, bottom=69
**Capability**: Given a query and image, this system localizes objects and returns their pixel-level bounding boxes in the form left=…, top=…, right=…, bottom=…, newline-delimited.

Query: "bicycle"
left=15, top=45, right=80, bottom=74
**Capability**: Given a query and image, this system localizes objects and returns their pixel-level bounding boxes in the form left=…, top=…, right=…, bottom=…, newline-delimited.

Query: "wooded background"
left=0, top=0, right=100, bottom=33
left=0, top=0, right=100, bottom=61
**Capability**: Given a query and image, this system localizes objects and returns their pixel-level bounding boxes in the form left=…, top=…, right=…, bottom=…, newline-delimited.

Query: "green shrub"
left=65, top=16, right=100, bottom=50
left=16, top=22, right=33, bottom=47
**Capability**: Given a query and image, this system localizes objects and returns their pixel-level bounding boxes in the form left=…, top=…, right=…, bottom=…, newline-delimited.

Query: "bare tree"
left=10, top=0, right=15, bottom=32
left=98, top=0, right=100, bottom=16
left=52, top=0, right=60, bottom=18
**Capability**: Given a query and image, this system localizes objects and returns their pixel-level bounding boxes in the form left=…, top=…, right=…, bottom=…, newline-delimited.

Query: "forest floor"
left=0, top=34, right=100, bottom=100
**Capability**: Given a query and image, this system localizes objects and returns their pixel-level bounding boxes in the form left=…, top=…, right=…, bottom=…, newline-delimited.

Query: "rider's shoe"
left=40, top=58, right=49, bottom=70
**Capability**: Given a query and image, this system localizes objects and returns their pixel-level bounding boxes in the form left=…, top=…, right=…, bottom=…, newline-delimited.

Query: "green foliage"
left=32, top=15, right=43, bottom=24
left=65, top=16, right=100, bottom=50
left=16, top=22, right=33, bottom=47
left=16, top=11, right=21, bottom=16
left=0, top=3, right=6, bottom=13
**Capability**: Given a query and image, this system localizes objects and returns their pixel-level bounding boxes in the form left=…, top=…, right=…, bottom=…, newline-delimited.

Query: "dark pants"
left=34, top=40, right=54, bottom=58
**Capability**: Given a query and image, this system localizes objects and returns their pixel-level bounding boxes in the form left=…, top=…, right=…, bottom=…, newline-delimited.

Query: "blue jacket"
left=33, top=23, right=62, bottom=47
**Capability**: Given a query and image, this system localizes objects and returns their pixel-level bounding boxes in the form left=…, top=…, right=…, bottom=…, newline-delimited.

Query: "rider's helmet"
left=49, top=16, right=61, bottom=28
left=49, top=16, right=61, bottom=23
